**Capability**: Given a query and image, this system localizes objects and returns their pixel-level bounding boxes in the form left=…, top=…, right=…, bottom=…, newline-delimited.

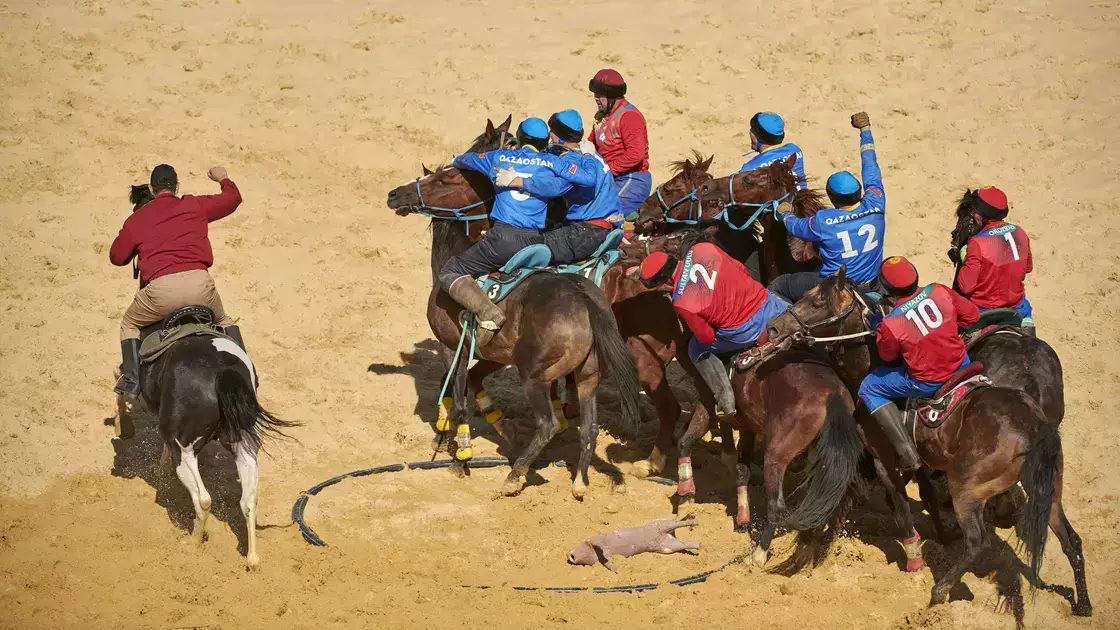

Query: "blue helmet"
left=548, top=109, right=584, bottom=143
left=750, top=112, right=785, bottom=146
left=826, top=171, right=862, bottom=207
left=516, top=117, right=550, bottom=149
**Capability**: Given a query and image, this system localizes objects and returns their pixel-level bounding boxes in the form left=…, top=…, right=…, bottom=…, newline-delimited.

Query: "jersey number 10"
left=903, top=299, right=944, bottom=336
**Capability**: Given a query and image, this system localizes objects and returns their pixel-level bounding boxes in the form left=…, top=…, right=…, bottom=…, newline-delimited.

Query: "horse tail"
left=1017, top=415, right=1061, bottom=584
left=573, top=279, right=642, bottom=440
left=784, top=394, right=864, bottom=531
left=215, top=367, right=298, bottom=450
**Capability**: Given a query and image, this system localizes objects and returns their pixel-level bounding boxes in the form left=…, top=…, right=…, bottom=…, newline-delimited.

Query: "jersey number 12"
left=903, top=299, right=944, bottom=336
left=838, top=225, right=879, bottom=259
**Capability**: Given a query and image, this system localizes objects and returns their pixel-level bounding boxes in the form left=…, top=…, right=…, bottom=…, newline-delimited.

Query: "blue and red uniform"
left=859, top=283, right=980, bottom=411
left=956, top=221, right=1033, bottom=320
left=780, top=129, right=885, bottom=284
left=669, top=242, right=789, bottom=361
left=590, top=99, right=651, bottom=219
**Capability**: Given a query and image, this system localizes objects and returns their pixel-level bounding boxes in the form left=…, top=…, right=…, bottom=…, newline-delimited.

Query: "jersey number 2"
left=838, top=225, right=879, bottom=259
left=903, top=299, right=944, bottom=336
left=690, top=263, right=717, bottom=290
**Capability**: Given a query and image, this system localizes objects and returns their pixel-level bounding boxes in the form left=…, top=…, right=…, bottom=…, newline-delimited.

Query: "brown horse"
left=766, top=274, right=1092, bottom=616
left=385, top=163, right=643, bottom=500
left=627, top=230, right=866, bottom=569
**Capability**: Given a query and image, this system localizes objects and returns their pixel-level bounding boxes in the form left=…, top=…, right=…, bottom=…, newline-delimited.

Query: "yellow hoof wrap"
left=476, top=390, right=494, bottom=411
left=436, top=397, right=454, bottom=432
left=485, top=408, right=503, bottom=425
left=454, top=424, right=473, bottom=461
left=551, top=400, right=568, bottom=431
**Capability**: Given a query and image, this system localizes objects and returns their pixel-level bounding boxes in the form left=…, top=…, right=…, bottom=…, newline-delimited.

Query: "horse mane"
left=669, top=150, right=712, bottom=175
left=676, top=227, right=719, bottom=257
left=955, top=188, right=974, bottom=217
left=792, top=187, right=828, bottom=218
left=129, top=184, right=153, bottom=210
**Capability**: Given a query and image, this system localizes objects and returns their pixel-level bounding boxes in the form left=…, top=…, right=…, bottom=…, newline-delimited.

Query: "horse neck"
left=429, top=219, right=473, bottom=285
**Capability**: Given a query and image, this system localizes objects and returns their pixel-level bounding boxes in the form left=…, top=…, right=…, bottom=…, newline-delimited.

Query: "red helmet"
left=972, top=186, right=1009, bottom=220
left=589, top=68, right=626, bottom=98
left=638, top=251, right=677, bottom=289
left=878, top=256, right=919, bottom=297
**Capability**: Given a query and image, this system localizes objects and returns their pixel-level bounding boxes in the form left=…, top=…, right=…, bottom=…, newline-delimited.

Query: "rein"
left=657, top=184, right=705, bottom=225
left=660, top=173, right=792, bottom=232
left=717, top=173, right=792, bottom=232
left=791, top=285, right=875, bottom=343
left=412, top=176, right=493, bottom=233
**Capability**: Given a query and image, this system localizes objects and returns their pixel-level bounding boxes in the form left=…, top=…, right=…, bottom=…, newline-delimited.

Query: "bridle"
left=708, top=171, right=793, bottom=232
left=786, top=283, right=876, bottom=343
left=656, top=182, right=707, bottom=225
left=409, top=171, right=494, bottom=233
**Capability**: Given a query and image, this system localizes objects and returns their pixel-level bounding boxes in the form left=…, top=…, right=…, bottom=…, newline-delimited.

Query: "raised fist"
left=851, top=112, right=870, bottom=130
left=207, top=166, right=229, bottom=182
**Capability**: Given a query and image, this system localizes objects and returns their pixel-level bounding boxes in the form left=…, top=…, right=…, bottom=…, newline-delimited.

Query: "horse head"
left=130, top=184, right=154, bottom=210
left=695, top=155, right=804, bottom=229
left=765, top=265, right=866, bottom=344
left=948, top=188, right=983, bottom=266
left=385, top=165, right=493, bottom=221
left=632, top=151, right=715, bottom=235
left=466, top=115, right=515, bottom=154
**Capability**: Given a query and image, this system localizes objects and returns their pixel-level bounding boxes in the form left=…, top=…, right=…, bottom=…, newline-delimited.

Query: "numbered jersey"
left=451, top=147, right=569, bottom=230
left=670, top=242, right=770, bottom=344
left=522, top=148, right=624, bottom=226
left=956, top=222, right=1033, bottom=309
left=877, top=283, right=980, bottom=383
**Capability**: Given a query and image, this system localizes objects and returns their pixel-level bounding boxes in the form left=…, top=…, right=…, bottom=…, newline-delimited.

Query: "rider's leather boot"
left=871, top=402, right=921, bottom=471
left=447, top=276, right=506, bottom=346
left=694, top=352, right=736, bottom=418
left=113, top=338, right=142, bottom=403
left=225, top=325, right=247, bottom=351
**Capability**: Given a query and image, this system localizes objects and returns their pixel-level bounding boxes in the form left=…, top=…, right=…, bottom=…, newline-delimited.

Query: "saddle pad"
left=555, top=249, right=622, bottom=287
left=140, top=322, right=229, bottom=363
left=906, top=374, right=992, bottom=431
left=964, top=325, right=1024, bottom=351
left=478, top=267, right=552, bottom=304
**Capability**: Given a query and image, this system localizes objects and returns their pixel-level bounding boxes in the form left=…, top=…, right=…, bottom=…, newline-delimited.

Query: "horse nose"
left=767, top=325, right=781, bottom=340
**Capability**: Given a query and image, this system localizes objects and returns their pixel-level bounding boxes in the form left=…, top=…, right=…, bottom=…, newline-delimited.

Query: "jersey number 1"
left=838, top=225, right=879, bottom=259
left=1003, top=232, right=1021, bottom=261
left=903, top=299, right=944, bottom=336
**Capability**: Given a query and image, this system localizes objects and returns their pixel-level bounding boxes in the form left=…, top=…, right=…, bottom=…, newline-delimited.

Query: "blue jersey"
left=451, top=147, right=569, bottom=230
left=740, top=143, right=807, bottom=190
left=781, top=130, right=884, bottom=283
left=522, top=148, right=624, bottom=226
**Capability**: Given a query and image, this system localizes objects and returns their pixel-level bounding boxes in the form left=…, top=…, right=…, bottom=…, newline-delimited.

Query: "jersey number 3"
left=903, top=299, right=944, bottom=336
left=838, top=225, right=879, bottom=259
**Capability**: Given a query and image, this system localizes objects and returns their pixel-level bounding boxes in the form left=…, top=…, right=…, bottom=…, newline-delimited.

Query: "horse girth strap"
left=140, top=323, right=230, bottom=363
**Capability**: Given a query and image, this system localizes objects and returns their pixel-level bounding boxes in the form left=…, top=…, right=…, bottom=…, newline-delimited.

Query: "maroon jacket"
left=110, top=179, right=242, bottom=283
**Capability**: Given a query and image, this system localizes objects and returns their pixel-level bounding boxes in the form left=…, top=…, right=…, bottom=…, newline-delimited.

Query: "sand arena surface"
left=2, top=0, right=1119, bottom=627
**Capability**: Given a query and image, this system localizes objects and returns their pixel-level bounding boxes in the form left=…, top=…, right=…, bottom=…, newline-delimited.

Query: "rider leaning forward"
left=110, top=164, right=244, bottom=402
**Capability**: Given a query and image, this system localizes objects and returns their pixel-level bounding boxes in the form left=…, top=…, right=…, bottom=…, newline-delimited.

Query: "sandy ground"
left=2, top=0, right=1119, bottom=627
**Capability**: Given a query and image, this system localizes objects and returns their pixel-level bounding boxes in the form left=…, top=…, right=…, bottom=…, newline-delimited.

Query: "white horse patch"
left=212, top=338, right=256, bottom=391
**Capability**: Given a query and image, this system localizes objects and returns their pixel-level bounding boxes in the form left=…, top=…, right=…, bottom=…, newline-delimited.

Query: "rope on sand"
left=290, top=457, right=745, bottom=592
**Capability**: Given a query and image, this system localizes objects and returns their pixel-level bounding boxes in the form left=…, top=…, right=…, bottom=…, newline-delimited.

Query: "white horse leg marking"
left=174, top=438, right=210, bottom=543
left=233, top=438, right=261, bottom=569
left=211, top=337, right=256, bottom=392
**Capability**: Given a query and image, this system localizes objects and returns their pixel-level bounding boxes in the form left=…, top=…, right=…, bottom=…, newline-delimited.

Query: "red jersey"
left=589, top=99, right=649, bottom=175
left=877, top=283, right=979, bottom=382
left=110, top=179, right=242, bottom=283
left=956, top=221, right=1032, bottom=309
left=670, top=243, right=769, bottom=344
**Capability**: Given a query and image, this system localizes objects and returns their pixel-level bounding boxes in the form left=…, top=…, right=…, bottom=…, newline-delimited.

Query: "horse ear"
left=422, top=163, right=433, bottom=176
left=485, top=118, right=496, bottom=137
left=498, top=114, right=512, bottom=134
left=702, top=155, right=715, bottom=171
left=837, top=264, right=847, bottom=285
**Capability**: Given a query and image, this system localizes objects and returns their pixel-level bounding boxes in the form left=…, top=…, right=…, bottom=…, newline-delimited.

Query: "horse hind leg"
left=172, top=438, right=211, bottom=544
left=930, top=498, right=987, bottom=606
left=502, top=381, right=560, bottom=497
left=753, top=455, right=789, bottom=568
left=675, top=406, right=711, bottom=506
left=1050, top=504, right=1092, bottom=616
left=232, top=439, right=261, bottom=570
left=573, top=388, right=599, bottom=501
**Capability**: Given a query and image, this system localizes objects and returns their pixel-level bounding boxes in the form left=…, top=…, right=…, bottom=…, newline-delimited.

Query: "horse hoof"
left=1072, top=601, right=1093, bottom=617
left=905, top=557, right=927, bottom=573
left=752, top=546, right=768, bottom=568
left=449, top=462, right=467, bottom=479
left=631, top=460, right=654, bottom=479
left=430, top=433, right=446, bottom=452
left=678, top=493, right=695, bottom=506
left=572, top=480, right=587, bottom=501
left=246, top=553, right=261, bottom=571
left=501, top=479, right=523, bottom=497
left=929, top=585, right=950, bottom=606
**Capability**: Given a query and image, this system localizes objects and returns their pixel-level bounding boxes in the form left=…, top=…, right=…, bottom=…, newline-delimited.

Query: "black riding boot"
left=113, top=338, right=142, bottom=402
left=871, top=403, right=921, bottom=471
left=225, top=325, right=247, bottom=351
left=694, top=353, right=736, bottom=418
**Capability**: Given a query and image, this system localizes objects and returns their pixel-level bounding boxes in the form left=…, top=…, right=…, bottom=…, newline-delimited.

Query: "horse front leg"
left=630, top=340, right=679, bottom=479
left=871, top=456, right=925, bottom=572
left=675, top=405, right=711, bottom=506
left=753, top=452, right=787, bottom=568
left=735, top=430, right=756, bottom=533
left=448, top=344, right=474, bottom=478
left=502, top=381, right=561, bottom=497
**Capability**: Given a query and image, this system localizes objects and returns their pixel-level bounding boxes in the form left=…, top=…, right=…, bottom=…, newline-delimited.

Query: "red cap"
left=976, top=186, right=1007, bottom=211
left=639, top=251, right=671, bottom=285
left=589, top=69, right=627, bottom=98
left=878, top=256, right=919, bottom=295
left=592, top=68, right=625, bottom=86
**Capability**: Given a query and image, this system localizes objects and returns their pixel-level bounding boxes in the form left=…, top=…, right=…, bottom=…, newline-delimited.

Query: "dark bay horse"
left=626, top=230, right=865, bottom=569
left=948, top=189, right=1064, bottom=423
left=766, top=274, right=1092, bottom=616
left=120, top=187, right=295, bottom=571
left=385, top=166, right=642, bottom=499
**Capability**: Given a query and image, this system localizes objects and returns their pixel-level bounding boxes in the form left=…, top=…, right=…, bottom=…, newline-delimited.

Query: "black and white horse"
left=125, top=307, right=295, bottom=570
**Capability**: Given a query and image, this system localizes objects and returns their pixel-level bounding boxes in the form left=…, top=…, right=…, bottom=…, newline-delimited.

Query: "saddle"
left=476, top=229, right=625, bottom=304
left=962, top=308, right=1025, bottom=350
left=139, top=305, right=232, bottom=363
left=905, top=361, right=992, bottom=432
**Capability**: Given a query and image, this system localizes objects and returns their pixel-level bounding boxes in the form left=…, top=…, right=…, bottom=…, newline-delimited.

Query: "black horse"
left=119, top=186, right=295, bottom=570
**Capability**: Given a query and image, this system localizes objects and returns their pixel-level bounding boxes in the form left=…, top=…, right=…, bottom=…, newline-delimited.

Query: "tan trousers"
left=120, top=269, right=235, bottom=341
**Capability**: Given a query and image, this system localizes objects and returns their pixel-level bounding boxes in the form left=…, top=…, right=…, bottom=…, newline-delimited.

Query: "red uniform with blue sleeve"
left=589, top=99, right=649, bottom=176
left=956, top=221, right=1032, bottom=309
left=780, top=129, right=885, bottom=283
left=877, top=283, right=980, bottom=382
left=670, top=243, right=768, bottom=345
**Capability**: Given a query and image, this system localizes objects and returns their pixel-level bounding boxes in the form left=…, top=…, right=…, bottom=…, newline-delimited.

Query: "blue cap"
left=755, top=112, right=785, bottom=137
left=554, top=109, right=583, bottom=133
left=826, top=171, right=861, bottom=195
left=518, top=117, right=550, bottom=140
